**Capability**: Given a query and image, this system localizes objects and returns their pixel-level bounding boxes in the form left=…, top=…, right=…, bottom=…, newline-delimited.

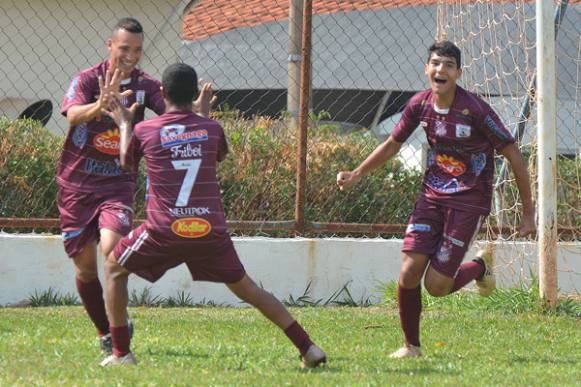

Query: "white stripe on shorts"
left=118, top=230, right=149, bottom=266
left=467, top=215, right=484, bottom=250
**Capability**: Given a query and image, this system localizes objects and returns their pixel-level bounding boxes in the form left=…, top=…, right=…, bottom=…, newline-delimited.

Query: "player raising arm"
left=99, top=63, right=327, bottom=368
left=337, top=41, right=535, bottom=358
left=57, top=17, right=215, bottom=356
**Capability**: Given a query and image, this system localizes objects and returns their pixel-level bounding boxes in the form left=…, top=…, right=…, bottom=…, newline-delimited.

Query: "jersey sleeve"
left=217, top=125, right=229, bottom=162
left=479, top=103, right=515, bottom=151
left=390, top=96, right=421, bottom=143
left=61, top=72, right=95, bottom=117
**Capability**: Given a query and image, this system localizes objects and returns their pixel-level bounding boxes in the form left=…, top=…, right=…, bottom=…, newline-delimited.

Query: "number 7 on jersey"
left=171, top=159, right=202, bottom=207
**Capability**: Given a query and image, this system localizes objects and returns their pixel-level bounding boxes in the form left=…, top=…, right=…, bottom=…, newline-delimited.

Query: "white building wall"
left=1, top=234, right=579, bottom=306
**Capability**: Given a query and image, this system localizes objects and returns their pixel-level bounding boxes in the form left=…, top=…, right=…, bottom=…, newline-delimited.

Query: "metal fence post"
left=536, top=0, right=558, bottom=308
left=295, top=0, right=312, bottom=234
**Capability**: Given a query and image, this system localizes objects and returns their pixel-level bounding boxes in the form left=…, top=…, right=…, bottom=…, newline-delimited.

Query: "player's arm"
left=499, top=143, right=536, bottom=237
left=336, top=135, right=402, bottom=190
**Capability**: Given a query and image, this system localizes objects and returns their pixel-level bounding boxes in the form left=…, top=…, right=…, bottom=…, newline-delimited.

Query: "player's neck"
left=165, top=103, right=192, bottom=113
left=432, top=86, right=457, bottom=110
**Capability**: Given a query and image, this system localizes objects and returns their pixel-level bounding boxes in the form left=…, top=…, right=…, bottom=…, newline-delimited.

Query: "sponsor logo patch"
left=160, top=125, right=208, bottom=148
left=436, top=154, right=466, bottom=176
left=470, top=153, right=487, bottom=176
left=72, top=124, right=88, bottom=148
left=426, top=175, right=465, bottom=194
left=93, top=129, right=120, bottom=155
left=406, top=223, right=431, bottom=233
left=136, top=90, right=145, bottom=105
left=170, top=144, right=203, bottom=159
left=66, top=76, right=80, bottom=100
left=484, top=115, right=511, bottom=140
left=62, top=227, right=84, bottom=241
left=444, top=233, right=465, bottom=247
left=171, top=217, right=211, bottom=238
left=456, top=124, right=471, bottom=138
left=170, top=207, right=210, bottom=217
left=84, top=158, right=122, bottom=176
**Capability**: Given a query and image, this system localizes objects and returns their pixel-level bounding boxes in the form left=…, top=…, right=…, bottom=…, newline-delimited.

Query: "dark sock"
left=284, top=321, right=313, bottom=356
left=397, top=284, right=422, bottom=347
left=110, top=325, right=131, bottom=357
left=450, top=260, right=486, bottom=293
left=76, top=277, right=109, bottom=336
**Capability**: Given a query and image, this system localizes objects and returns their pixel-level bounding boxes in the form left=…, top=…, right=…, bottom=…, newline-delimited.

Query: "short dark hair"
left=162, top=63, right=198, bottom=106
left=114, top=17, right=144, bottom=34
left=427, top=41, right=461, bottom=68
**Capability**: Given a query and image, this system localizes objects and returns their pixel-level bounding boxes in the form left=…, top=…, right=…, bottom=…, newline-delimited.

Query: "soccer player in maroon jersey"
left=98, top=63, right=327, bottom=368
left=57, top=17, right=213, bottom=355
left=336, top=41, right=535, bottom=358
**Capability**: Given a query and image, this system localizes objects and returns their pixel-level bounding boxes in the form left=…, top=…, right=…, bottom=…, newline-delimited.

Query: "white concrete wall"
left=1, top=234, right=580, bottom=306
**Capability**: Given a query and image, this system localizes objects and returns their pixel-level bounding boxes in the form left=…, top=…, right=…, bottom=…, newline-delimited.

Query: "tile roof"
left=183, top=0, right=581, bottom=41
left=182, top=0, right=435, bottom=41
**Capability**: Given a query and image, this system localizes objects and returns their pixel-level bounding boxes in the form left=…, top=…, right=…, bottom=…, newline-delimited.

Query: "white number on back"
left=171, top=159, right=202, bottom=207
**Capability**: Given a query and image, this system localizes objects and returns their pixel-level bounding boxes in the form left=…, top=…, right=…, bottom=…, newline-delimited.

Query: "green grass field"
left=1, top=287, right=580, bottom=386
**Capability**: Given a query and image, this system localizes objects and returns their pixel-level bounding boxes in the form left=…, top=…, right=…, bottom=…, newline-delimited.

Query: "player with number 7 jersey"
left=115, top=108, right=237, bottom=282
left=103, top=64, right=325, bottom=368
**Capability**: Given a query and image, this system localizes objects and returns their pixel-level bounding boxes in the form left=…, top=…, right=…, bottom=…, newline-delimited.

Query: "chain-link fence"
left=1, top=0, right=580, bottom=244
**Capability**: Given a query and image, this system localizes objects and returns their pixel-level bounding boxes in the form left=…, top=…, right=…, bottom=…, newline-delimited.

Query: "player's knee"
left=399, top=268, right=422, bottom=288
left=104, top=255, right=128, bottom=280
left=424, top=281, right=450, bottom=297
left=75, top=269, right=98, bottom=283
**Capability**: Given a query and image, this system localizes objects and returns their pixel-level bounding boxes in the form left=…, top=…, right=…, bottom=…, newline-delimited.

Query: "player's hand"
left=193, top=80, right=217, bottom=118
left=336, top=171, right=360, bottom=191
left=97, top=68, right=134, bottom=119
left=102, top=95, right=138, bottom=128
left=518, top=210, right=536, bottom=238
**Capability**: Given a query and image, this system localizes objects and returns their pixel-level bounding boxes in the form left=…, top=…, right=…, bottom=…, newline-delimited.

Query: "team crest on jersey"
left=171, top=217, right=211, bottom=238
left=136, top=90, right=145, bottom=105
left=93, top=129, right=120, bottom=155
left=72, top=124, right=88, bottom=148
left=436, top=241, right=452, bottom=263
left=436, top=154, right=466, bottom=176
left=435, top=120, right=447, bottom=136
left=420, top=121, right=428, bottom=128
left=456, top=124, right=471, bottom=138
left=160, top=125, right=208, bottom=148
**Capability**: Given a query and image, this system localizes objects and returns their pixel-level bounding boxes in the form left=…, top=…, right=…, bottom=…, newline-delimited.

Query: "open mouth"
left=434, top=77, right=447, bottom=84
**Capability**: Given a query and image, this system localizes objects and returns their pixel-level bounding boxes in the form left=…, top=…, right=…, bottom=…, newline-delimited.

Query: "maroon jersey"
left=57, top=61, right=165, bottom=192
left=130, top=110, right=229, bottom=242
left=392, top=86, right=515, bottom=214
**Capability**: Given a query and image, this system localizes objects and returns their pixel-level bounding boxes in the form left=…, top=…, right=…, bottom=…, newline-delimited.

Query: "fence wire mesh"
left=0, top=1, right=579, bottom=255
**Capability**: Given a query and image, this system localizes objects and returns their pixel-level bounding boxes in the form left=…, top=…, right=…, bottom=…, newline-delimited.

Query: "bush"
left=1, top=114, right=579, bottom=236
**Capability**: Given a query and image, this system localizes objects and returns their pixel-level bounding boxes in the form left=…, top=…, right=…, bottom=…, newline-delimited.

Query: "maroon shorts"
left=58, top=186, right=134, bottom=257
left=112, top=224, right=246, bottom=284
left=402, top=196, right=485, bottom=278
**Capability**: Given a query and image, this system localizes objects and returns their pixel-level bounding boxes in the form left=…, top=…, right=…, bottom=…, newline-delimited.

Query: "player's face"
left=107, top=29, right=144, bottom=76
left=425, top=54, right=462, bottom=97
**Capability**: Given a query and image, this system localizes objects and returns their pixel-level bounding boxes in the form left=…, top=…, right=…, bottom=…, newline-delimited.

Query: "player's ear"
left=160, top=86, right=167, bottom=99
left=424, top=63, right=429, bottom=75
